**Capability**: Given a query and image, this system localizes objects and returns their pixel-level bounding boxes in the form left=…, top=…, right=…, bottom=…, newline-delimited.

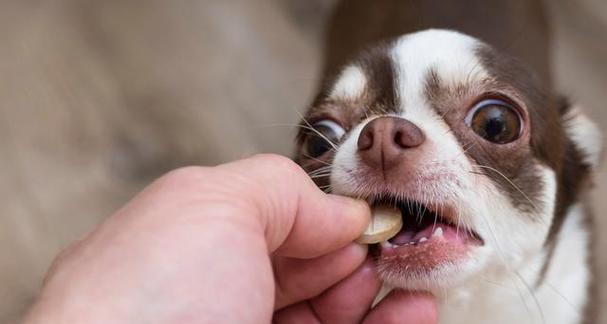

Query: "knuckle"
left=156, top=166, right=210, bottom=191
left=250, top=154, right=302, bottom=176
left=42, top=239, right=84, bottom=285
left=165, top=165, right=208, bottom=180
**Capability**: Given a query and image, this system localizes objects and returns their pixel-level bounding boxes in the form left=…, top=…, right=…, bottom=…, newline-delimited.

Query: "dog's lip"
left=375, top=228, right=477, bottom=275
left=366, top=194, right=484, bottom=273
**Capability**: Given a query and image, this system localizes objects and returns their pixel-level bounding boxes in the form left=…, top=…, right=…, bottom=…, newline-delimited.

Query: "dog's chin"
left=365, top=196, right=485, bottom=292
left=374, top=243, right=485, bottom=292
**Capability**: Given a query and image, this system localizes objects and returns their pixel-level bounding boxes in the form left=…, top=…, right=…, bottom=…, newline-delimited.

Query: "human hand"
left=24, top=154, right=437, bottom=324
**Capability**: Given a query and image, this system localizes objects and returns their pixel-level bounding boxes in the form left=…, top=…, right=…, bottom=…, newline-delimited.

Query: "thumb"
left=218, top=154, right=371, bottom=258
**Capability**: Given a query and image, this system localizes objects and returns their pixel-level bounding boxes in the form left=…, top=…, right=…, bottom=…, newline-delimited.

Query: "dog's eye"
left=466, top=99, right=522, bottom=144
left=302, top=120, right=345, bottom=157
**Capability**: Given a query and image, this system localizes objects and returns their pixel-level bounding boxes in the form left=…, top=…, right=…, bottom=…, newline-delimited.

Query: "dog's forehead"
left=391, top=30, right=487, bottom=99
left=329, top=30, right=487, bottom=105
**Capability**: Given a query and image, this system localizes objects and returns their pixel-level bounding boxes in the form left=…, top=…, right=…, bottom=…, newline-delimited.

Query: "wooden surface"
left=0, top=0, right=604, bottom=322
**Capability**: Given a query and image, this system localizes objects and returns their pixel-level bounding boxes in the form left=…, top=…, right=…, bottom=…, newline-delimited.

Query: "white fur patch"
left=538, top=204, right=590, bottom=324
left=564, top=106, right=604, bottom=167
left=391, top=29, right=488, bottom=115
left=330, top=65, right=367, bottom=99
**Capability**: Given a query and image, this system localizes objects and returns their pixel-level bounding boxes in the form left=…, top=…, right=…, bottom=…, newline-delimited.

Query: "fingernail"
left=330, top=195, right=371, bottom=219
left=346, top=243, right=370, bottom=269
left=353, top=242, right=370, bottom=255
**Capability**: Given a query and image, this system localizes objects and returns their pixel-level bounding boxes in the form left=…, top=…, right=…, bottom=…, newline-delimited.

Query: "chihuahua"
left=295, top=1, right=602, bottom=323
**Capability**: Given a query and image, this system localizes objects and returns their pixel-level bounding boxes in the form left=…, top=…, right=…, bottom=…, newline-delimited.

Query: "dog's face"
left=295, top=30, right=601, bottom=293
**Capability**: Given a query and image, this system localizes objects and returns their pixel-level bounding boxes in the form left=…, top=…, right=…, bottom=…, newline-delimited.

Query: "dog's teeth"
left=419, top=237, right=427, bottom=243
left=380, top=241, right=394, bottom=249
left=432, top=227, right=443, bottom=237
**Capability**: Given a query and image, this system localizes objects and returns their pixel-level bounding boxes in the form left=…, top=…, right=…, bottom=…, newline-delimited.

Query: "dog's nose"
left=357, top=116, right=425, bottom=170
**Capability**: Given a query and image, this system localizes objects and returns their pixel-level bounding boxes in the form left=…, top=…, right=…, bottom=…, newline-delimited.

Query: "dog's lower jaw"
left=433, top=204, right=591, bottom=324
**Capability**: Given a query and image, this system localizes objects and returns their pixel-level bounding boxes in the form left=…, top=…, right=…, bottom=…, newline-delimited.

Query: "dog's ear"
left=560, top=99, right=604, bottom=171
left=544, top=99, right=601, bottom=243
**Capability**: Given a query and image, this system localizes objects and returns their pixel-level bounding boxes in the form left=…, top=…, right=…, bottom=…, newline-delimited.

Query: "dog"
left=294, top=1, right=603, bottom=323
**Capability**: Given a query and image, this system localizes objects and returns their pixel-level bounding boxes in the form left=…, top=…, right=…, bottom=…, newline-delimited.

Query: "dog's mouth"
left=367, top=196, right=483, bottom=276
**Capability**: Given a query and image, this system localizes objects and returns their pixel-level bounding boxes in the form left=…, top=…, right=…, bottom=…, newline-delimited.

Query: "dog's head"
left=295, top=30, right=602, bottom=293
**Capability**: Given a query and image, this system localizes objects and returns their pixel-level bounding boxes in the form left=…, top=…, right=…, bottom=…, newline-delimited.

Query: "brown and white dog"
left=295, top=1, right=603, bottom=323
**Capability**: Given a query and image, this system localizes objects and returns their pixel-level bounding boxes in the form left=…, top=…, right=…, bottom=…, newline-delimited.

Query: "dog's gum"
left=356, top=205, right=403, bottom=244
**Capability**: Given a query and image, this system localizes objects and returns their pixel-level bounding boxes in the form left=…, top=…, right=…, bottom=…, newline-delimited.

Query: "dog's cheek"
left=468, top=164, right=555, bottom=263
left=329, top=124, right=366, bottom=196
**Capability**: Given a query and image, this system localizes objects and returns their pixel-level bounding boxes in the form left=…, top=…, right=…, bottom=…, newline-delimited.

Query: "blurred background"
left=0, top=0, right=605, bottom=322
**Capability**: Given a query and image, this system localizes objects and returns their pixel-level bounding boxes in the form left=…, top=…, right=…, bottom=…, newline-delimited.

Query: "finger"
left=362, top=290, right=437, bottom=324
left=218, top=154, right=371, bottom=258
left=274, top=243, right=368, bottom=310
left=309, top=258, right=382, bottom=324
left=273, top=302, right=321, bottom=324
left=277, top=192, right=370, bottom=258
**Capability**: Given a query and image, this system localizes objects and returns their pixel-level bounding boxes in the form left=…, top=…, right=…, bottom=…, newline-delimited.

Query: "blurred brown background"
left=0, top=0, right=605, bottom=323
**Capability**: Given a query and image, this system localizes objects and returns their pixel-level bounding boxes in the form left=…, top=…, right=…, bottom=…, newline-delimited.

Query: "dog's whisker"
left=296, top=113, right=339, bottom=151
left=307, top=167, right=332, bottom=175
left=302, top=153, right=333, bottom=166
left=543, top=281, right=582, bottom=315
left=307, top=169, right=331, bottom=176
left=308, top=173, right=332, bottom=179
left=318, top=184, right=333, bottom=193
left=307, top=165, right=332, bottom=174
left=478, top=214, right=532, bottom=317
left=513, top=270, right=547, bottom=324
left=308, top=172, right=331, bottom=178
left=470, top=164, right=540, bottom=214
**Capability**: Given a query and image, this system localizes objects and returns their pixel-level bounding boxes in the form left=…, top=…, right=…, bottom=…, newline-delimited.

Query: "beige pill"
left=356, top=205, right=403, bottom=244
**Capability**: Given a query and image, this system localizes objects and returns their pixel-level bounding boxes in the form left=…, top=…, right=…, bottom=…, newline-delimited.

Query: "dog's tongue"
left=388, top=222, right=468, bottom=246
